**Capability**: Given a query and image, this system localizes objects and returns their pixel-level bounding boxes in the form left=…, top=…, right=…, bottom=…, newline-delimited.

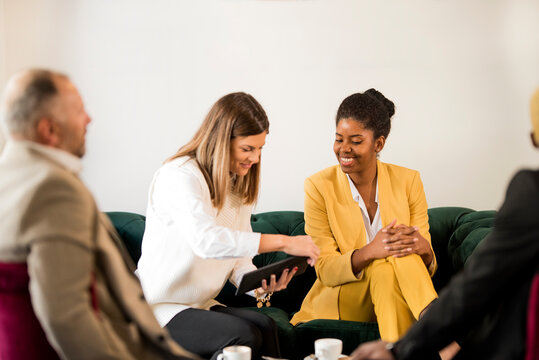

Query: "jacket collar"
left=3, top=140, right=82, bottom=175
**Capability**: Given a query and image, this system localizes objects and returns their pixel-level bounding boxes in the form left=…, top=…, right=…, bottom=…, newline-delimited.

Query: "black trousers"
left=166, top=305, right=280, bottom=360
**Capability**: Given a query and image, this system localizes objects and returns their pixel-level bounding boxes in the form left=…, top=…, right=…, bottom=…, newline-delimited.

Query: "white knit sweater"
left=137, top=157, right=261, bottom=326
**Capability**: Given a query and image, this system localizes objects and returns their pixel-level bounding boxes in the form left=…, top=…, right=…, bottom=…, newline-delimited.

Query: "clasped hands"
left=368, top=219, right=433, bottom=266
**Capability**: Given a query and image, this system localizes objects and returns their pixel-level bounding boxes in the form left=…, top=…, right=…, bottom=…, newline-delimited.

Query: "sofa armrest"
left=448, top=210, right=496, bottom=269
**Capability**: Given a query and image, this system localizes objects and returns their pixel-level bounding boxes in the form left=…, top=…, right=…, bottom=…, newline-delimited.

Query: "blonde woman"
left=137, top=92, right=319, bottom=360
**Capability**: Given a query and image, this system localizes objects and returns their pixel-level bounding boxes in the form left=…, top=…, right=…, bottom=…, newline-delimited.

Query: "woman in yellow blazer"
left=290, top=89, right=438, bottom=342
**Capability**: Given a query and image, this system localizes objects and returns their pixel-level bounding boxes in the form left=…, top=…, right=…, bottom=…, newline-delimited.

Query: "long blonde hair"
left=168, top=92, right=269, bottom=210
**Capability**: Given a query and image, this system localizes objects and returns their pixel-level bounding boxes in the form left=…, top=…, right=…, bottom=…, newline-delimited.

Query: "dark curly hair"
left=335, top=89, right=395, bottom=139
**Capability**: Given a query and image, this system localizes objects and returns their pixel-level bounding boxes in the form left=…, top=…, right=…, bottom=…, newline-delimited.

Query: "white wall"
left=2, top=0, right=539, bottom=214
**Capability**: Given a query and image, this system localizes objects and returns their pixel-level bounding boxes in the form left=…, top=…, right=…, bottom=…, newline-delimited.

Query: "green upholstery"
left=105, top=207, right=496, bottom=359
left=249, top=211, right=318, bottom=315
left=254, top=307, right=298, bottom=357
left=425, top=207, right=496, bottom=291
left=448, top=210, right=496, bottom=269
left=107, top=212, right=146, bottom=263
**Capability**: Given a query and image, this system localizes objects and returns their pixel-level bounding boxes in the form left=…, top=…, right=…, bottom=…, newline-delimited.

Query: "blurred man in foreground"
left=0, top=69, right=195, bottom=359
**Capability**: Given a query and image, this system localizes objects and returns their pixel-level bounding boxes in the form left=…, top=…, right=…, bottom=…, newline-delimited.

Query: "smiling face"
left=229, top=131, right=267, bottom=176
left=334, top=117, right=385, bottom=176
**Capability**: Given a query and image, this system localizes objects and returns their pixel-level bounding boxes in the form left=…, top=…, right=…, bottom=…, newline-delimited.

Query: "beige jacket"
left=0, top=140, right=195, bottom=360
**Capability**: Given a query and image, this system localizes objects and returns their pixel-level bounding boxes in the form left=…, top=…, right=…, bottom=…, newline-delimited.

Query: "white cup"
left=314, top=338, right=342, bottom=360
left=217, top=345, right=252, bottom=360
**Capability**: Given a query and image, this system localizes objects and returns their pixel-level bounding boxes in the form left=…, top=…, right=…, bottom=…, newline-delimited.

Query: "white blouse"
left=137, top=156, right=261, bottom=326
left=347, top=174, right=381, bottom=244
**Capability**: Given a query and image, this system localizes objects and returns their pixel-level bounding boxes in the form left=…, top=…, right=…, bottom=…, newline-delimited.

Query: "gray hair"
left=2, top=69, right=67, bottom=137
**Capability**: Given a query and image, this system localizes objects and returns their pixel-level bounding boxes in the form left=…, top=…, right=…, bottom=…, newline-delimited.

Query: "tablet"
left=235, top=256, right=309, bottom=296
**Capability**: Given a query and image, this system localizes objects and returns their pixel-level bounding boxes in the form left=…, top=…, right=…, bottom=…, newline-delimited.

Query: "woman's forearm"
left=351, top=246, right=374, bottom=274
left=421, top=248, right=434, bottom=267
left=258, top=234, right=319, bottom=265
left=258, top=234, right=288, bottom=253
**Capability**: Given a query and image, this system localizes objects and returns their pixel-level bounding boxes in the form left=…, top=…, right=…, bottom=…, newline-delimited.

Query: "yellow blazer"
left=290, top=160, right=436, bottom=325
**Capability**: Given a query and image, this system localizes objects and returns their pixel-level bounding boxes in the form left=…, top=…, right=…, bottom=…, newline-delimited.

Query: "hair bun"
left=365, top=88, right=395, bottom=118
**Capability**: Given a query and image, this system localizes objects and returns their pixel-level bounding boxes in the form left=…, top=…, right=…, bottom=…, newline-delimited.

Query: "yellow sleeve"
left=304, top=177, right=360, bottom=287
left=408, top=171, right=437, bottom=276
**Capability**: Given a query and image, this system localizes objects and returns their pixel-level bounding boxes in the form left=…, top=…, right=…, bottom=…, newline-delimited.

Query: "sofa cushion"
left=250, top=211, right=307, bottom=237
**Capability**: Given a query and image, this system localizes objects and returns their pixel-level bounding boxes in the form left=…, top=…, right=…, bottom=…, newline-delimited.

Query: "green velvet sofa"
left=106, top=207, right=495, bottom=360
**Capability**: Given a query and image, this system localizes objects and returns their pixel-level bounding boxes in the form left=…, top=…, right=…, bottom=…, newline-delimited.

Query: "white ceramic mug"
left=217, top=345, right=252, bottom=360
left=314, top=338, right=342, bottom=360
